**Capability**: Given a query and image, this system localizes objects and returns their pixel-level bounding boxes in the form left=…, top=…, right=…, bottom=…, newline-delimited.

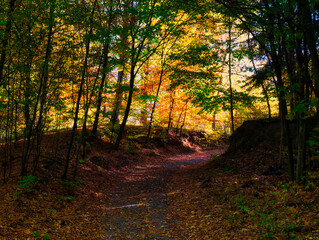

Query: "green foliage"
left=289, top=100, right=319, bottom=120
left=57, top=196, right=75, bottom=202
left=48, top=208, right=57, bottom=214
left=126, top=139, right=141, bottom=155
left=135, top=93, right=156, bottom=102
left=228, top=183, right=317, bottom=239
left=32, top=231, right=41, bottom=237
left=222, top=164, right=233, bottom=172
left=308, top=128, right=319, bottom=152
left=59, top=178, right=74, bottom=188
left=305, top=172, right=319, bottom=189
left=170, top=43, right=218, bottom=68
left=43, top=234, right=51, bottom=240
left=75, top=179, right=84, bottom=185
left=79, top=158, right=86, bottom=164
left=307, top=127, right=319, bottom=171
left=59, top=179, right=77, bottom=196
left=18, top=175, right=42, bottom=192
left=14, top=175, right=42, bottom=201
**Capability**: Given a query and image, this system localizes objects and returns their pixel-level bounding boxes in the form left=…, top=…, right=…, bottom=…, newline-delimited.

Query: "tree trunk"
left=261, top=83, right=271, bottom=119
left=91, top=0, right=114, bottom=137
left=146, top=62, right=165, bottom=143
left=249, top=41, right=272, bottom=119
left=298, top=0, right=319, bottom=115
left=264, top=0, right=294, bottom=180
left=179, top=102, right=188, bottom=137
left=0, top=0, right=16, bottom=85
left=110, top=69, right=124, bottom=141
left=176, top=101, right=188, bottom=131
left=295, top=32, right=308, bottom=182
left=20, top=0, right=56, bottom=176
left=23, top=21, right=33, bottom=138
left=296, top=120, right=306, bottom=182
left=274, top=60, right=295, bottom=180
left=228, top=17, right=236, bottom=152
left=63, top=0, right=97, bottom=179
left=114, top=64, right=136, bottom=150
left=167, top=91, right=175, bottom=133
left=32, top=0, right=56, bottom=175
left=91, top=43, right=111, bottom=137
left=114, top=0, right=161, bottom=149
left=73, top=62, right=101, bottom=179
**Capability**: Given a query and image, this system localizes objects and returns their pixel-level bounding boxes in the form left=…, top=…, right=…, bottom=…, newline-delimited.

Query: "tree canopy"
left=0, top=0, right=318, bottom=180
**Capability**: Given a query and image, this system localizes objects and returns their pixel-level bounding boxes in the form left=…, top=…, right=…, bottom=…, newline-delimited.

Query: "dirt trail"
left=104, top=148, right=224, bottom=239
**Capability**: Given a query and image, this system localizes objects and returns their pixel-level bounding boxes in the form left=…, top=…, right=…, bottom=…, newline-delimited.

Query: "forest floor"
left=0, top=122, right=319, bottom=239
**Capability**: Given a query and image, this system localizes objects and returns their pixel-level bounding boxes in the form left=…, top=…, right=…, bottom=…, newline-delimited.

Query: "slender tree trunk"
left=20, top=0, right=56, bottom=176
left=272, top=46, right=294, bottom=178
left=303, top=38, right=312, bottom=106
left=91, top=42, right=110, bottom=137
left=73, top=62, right=101, bottom=179
left=176, top=101, right=187, bottom=132
left=63, top=0, right=97, bottom=179
left=110, top=69, right=124, bottom=141
left=23, top=21, right=33, bottom=137
left=32, top=0, right=56, bottom=174
left=114, top=0, right=157, bottom=149
left=274, top=60, right=295, bottom=180
left=110, top=35, right=128, bottom=142
left=3, top=88, right=14, bottom=183
left=261, top=83, right=271, bottom=119
left=280, top=24, right=296, bottom=116
left=212, top=112, right=217, bottom=130
left=264, top=0, right=294, bottom=179
left=92, top=0, right=114, bottom=137
left=179, top=102, right=188, bottom=137
left=228, top=17, right=236, bottom=152
left=296, top=120, right=306, bottom=181
left=249, top=45, right=272, bottom=119
left=295, top=34, right=308, bottom=182
left=0, top=0, right=16, bottom=85
left=114, top=64, right=136, bottom=150
left=167, top=91, right=175, bottom=133
left=146, top=61, right=165, bottom=143
left=298, top=0, right=319, bottom=115
left=10, top=102, right=16, bottom=175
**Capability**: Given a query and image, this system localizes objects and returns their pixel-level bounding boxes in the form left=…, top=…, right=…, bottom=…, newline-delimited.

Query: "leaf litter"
left=0, top=126, right=318, bottom=239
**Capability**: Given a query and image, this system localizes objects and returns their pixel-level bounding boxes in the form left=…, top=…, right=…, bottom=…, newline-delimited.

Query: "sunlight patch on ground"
left=103, top=203, right=148, bottom=210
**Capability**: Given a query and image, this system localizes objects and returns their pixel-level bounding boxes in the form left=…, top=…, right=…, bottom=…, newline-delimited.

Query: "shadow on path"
left=104, top=149, right=223, bottom=239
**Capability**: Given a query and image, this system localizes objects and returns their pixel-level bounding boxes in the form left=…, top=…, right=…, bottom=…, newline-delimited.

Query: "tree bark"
left=0, top=0, right=16, bottom=85
left=298, top=0, right=319, bottom=115
left=167, top=91, right=175, bottom=133
left=73, top=64, right=101, bottom=180
left=114, top=64, right=136, bottom=150
left=261, top=83, right=271, bottom=119
left=146, top=58, right=165, bottom=143
left=110, top=69, right=124, bottom=141
left=228, top=17, right=236, bottom=152
left=33, top=0, right=56, bottom=175
left=92, top=0, right=114, bottom=137
left=249, top=40, right=272, bottom=119
left=179, top=102, right=188, bottom=137
left=63, top=0, right=97, bottom=179
left=264, top=0, right=294, bottom=180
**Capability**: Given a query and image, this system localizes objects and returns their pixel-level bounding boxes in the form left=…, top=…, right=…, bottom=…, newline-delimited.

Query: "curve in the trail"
left=104, top=149, right=222, bottom=240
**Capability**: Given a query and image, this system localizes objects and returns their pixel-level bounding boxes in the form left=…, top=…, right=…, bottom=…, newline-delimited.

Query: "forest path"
left=104, top=147, right=225, bottom=239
